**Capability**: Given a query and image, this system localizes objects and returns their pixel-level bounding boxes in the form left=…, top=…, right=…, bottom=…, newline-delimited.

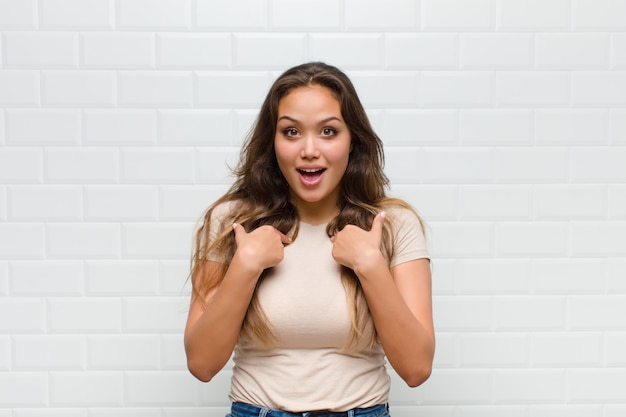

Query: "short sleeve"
left=387, top=206, right=429, bottom=268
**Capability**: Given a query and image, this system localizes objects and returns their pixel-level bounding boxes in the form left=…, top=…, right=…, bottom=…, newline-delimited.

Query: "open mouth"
left=297, top=168, right=326, bottom=185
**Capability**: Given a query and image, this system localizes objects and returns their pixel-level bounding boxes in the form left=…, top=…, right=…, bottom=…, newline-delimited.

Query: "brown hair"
left=191, top=62, right=420, bottom=349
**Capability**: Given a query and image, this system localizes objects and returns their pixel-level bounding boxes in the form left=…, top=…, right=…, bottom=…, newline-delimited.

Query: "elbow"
left=187, top=359, right=217, bottom=383
left=403, top=365, right=433, bottom=388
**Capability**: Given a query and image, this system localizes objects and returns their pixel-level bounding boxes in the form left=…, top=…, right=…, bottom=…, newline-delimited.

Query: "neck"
left=294, top=200, right=339, bottom=225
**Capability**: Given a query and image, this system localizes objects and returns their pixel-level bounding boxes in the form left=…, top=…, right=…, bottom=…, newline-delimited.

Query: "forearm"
left=355, top=259, right=435, bottom=387
left=184, top=257, right=260, bottom=382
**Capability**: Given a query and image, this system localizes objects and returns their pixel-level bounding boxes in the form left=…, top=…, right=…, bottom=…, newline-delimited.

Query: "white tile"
left=6, top=110, right=80, bottom=145
left=157, top=34, right=230, bottom=68
left=532, top=333, right=603, bottom=366
left=609, top=109, right=626, bottom=143
left=271, top=0, right=340, bottom=30
left=13, top=335, right=85, bottom=370
left=497, top=72, right=570, bottom=107
left=82, top=32, right=154, bottom=68
left=0, top=224, right=45, bottom=259
left=0, top=71, right=39, bottom=106
left=423, top=148, right=493, bottom=183
left=84, top=185, right=158, bottom=221
left=493, top=370, right=564, bottom=402
left=535, top=109, right=609, bottom=145
left=536, top=34, right=609, bottom=69
left=47, top=224, right=121, bottom=258
left=567, top=369, right=626, bottom=402
left=308, top=34, right=382, bottom=69
left=0, top=0, right=36, bottom=28
left=346, top=0, right=418, bottom=30
left=84, top=110, right=157, bottom=145
left=460, top=110, right=531, bottom=145
left=0, top=373, right=48, bottom=406
left=234, top=34, right=305, bottom=69
left=125, top=371, right=199, bottom=406
left=494, top=296, right=565, bottom=330
left=459, top=185, right=532, bottom=220
left=459, top=334, right=528, bottom=367
left=123, top=297, right=187, bottom=333
left=40, top=0, right=113, bottom=28
left=420, top=72, right=493, bottom=107
left=48, top=299, right=122, bottom=333
left=573, top=0, right=626, bottom=30
left=571, top=147, right=626, bottom=182
left=385, top=34, right=457, bottom=69
left=572, top=72, right=626, bottom=106
left=117, top=0, right=191, bottom=29
left=461, top=34, right=532, bottom=69
left=159, top=110, right=232, bottom=145
left=570, top=221, right=626, bottom=256
left=495, top=148, right=569, bottom=183
left=122, top=223, right=194, bottom=258
left=8, top=185, right=82, bottom=221
left=45, top=148, right=119, bottom=183
left=50, top=372, right=123, bottom=406
left=4, top=32, right=78, bottom=68
left=349, top=71, right=420, bottom=107
left=119, top=72, right=193, bottom=107
left=0, top=148, right=42, bottom=183
left=381, top=110, right=458, bottom=146
left=195, top=0, right=267, bottom=29
left=531, top=259, right=605, bottom=294
left=428, top=222, right=493, bottom=258
left=496, top=222, right=568, bottom=257
left=195, top=148, right=239, bottom=184
left=87, top=335, right=160, bottom=369
left=498, top=0, right=570, bottom=31
left=612, top=33, right=626, bottom=68
left=85, top=260, right=158, bottom=296
left=421, top=0, right=494, bottom=30
left=121, top=149, right=195, bottom=183
left=42, top=71, right=115, bottom=107
left=10, top=261, right=83, bottom=295
left=534, top=185, right=606, bottom=220
left=196, top=71, right=271, bottom=108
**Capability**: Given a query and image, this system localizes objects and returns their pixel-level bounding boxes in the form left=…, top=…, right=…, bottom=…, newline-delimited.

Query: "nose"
left=300, top=135, right=320, bottom=159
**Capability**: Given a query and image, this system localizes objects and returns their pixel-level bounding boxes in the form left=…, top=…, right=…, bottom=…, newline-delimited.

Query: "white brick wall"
left=0, top=0, right=624, bottom=415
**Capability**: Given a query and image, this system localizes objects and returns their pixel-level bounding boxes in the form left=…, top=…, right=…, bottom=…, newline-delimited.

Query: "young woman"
left=184, top=62, right=434, bottom=417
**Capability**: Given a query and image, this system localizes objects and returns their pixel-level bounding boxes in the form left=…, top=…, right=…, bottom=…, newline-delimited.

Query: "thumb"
left=279, top=231, right=292, bottom=245
left=232, top=223, right=246, bottom=240
left=370, top=211, right=386, bottom=239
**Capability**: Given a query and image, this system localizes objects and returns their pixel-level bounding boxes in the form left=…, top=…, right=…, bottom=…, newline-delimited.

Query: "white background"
left=1, top=0, right=626, bottom=416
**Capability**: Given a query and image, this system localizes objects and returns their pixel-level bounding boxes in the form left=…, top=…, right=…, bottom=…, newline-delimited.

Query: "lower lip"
left=298, top=170, right=325, bottom=187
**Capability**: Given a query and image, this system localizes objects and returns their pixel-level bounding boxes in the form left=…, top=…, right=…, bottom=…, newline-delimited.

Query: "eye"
left=321, top=127, right=337, bottom=137
left=283, top=128, right=299, bottom=137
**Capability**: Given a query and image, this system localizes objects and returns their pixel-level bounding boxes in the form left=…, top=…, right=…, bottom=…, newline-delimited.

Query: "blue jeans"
left=227, top=402, right=390, bottom=417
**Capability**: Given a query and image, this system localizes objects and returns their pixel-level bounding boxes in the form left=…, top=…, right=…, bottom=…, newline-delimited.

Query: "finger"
left=232, top=223, right=245, bottom=240
left=370, top=211, right=386, bottom=239
left=278, top=231, right=292, bottom=244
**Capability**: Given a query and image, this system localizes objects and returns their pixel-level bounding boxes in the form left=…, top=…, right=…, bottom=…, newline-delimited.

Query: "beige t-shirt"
left=208, top=204, right=429, bottom=412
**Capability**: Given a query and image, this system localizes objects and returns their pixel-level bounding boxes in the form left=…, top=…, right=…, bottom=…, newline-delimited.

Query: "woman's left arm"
left=359, top=257, right=434, bottom=387
left=331, top=212, right=435, bottom=387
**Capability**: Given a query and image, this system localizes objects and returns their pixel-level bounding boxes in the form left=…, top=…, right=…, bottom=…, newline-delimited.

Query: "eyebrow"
left=277, top=115, right=343, bottom=124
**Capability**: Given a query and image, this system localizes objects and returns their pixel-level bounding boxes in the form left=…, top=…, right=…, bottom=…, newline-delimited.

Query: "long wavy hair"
left=191, top=62, right=418, bottom=350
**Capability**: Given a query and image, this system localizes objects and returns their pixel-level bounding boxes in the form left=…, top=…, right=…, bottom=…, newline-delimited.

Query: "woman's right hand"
left=232, top=223, right=291, bottom=275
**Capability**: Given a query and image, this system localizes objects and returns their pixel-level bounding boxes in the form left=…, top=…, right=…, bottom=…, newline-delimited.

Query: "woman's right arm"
left=184, top=223, right=290, bottom=382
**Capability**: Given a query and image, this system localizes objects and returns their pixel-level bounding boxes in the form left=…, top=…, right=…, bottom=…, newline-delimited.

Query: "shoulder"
left=380, top=200, right=424, bottom=232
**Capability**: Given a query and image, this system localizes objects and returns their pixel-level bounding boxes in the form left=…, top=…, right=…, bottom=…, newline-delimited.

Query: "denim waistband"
left=230, top=401, right=389, bottom=417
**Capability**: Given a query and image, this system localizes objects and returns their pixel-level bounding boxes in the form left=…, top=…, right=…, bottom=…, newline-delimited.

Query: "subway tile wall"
left=1, top=0, right=625, bottom=415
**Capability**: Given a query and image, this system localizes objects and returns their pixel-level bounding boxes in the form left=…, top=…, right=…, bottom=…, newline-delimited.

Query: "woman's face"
left=274, top=85, right=352, bottom=223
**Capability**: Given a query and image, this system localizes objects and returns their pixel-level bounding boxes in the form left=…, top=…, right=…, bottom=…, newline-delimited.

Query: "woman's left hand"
left=330, top=211, right=386, bottom=274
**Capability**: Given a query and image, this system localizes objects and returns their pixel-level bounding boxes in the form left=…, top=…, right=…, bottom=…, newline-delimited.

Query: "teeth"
left=299, top=168, right=324, bottom=173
